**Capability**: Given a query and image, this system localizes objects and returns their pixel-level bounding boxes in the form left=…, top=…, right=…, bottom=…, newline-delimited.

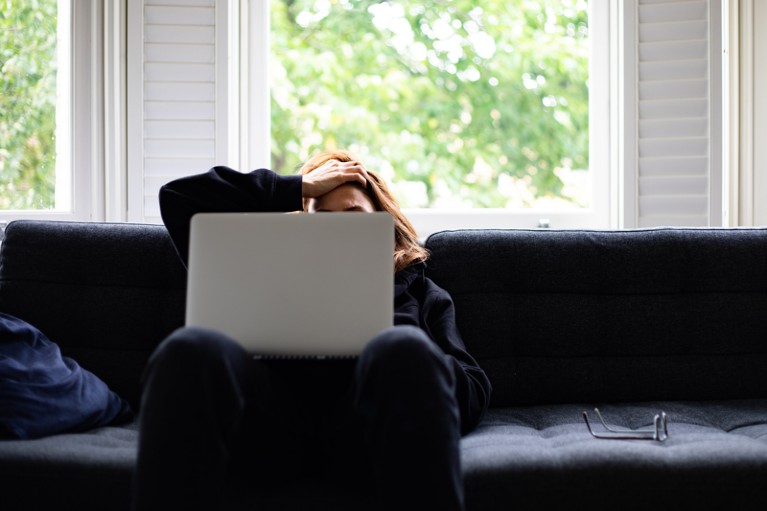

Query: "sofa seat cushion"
left=463, top=399, right=767, bottom=510
left=0, top=421, right=138, bottom=511
left=3, top=401, right=767, bottom=511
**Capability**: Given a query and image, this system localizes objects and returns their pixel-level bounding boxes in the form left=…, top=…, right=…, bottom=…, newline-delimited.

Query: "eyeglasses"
left=583, top=408, right=668, bottom=441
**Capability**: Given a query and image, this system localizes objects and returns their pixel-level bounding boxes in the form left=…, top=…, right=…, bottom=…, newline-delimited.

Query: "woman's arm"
left=159, top=161, right=371, bottom=267
left=159, top=166, right=303, bottom=267
left=422, top=283, right=493, bottom=435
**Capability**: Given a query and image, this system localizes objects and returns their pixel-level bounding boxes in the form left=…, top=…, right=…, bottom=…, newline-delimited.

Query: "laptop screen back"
left=185, top=212, right=394, bottom=357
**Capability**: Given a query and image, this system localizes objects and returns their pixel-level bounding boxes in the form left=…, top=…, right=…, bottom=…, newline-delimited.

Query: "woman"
left=132, top=150, right=492, bottom=511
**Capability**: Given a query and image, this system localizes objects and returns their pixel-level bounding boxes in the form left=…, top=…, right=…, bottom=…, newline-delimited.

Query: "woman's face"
left=306, top=183, right=376, bottom=213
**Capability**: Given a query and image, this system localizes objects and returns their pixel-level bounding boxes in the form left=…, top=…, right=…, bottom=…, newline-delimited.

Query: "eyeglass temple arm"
left=583, top=409, right=668, bottom=441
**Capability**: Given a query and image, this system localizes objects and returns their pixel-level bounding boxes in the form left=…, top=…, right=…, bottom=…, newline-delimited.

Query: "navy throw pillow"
left=0, top=312, right=132, bottom=439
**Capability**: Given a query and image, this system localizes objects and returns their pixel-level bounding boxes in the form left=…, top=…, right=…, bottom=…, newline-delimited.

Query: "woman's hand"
left=301, top=160, right=369, bottom=198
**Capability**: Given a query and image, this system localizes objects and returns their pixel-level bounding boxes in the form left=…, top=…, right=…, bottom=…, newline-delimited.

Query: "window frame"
left=730, top=0, right=767, bottom=226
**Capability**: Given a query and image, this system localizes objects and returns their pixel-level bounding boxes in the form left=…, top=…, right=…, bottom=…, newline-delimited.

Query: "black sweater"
left=159, top=166, right=492, bottom=434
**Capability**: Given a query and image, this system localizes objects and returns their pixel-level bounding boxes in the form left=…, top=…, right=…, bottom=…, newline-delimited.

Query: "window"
left=132, top=0, right=724, bottom=230
left=262, top=0, right=610, bottom=234
left=0, top=0, right=66, bottom=211
left=0, top=0, right=111, bottom=223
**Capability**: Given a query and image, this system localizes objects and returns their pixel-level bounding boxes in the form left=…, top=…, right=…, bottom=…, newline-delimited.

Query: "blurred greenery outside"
left=0, top=0, right=57, bottom=210
left=0, top=0, right=589, bottom=211
left=270, top=0, right=590, bottom=209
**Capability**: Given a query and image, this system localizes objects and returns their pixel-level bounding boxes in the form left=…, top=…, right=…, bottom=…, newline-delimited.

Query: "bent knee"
left=362, top=325, right=442, bottom=366
left=151, top=326, right=242, bottom=368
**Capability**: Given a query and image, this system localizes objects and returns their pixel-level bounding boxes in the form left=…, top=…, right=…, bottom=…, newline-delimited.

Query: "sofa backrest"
left=425, top=228, right=767, bottom=407
left=3, top=221, right=767, bottom=411
left=0, top=220, right=187, bottom=410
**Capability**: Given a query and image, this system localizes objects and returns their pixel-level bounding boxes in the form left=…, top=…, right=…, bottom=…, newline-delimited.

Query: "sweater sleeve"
left=422, top=282, right=493, bottom=435
left=159, top=166, right=303, bottom=267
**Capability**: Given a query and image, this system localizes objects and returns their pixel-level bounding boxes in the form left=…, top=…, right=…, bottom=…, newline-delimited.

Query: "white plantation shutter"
left=629, top=0, right=723, bottom=227
left=127, top=0, right=229, bottom=223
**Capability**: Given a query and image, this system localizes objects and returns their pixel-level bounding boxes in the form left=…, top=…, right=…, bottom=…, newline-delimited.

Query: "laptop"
left=185, top=212, right=394, bottom=358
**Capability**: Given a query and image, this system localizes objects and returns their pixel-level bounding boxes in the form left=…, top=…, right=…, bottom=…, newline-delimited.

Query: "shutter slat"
left=151, top=0, right=214, bottom=7
left=639, top=40, right=708, bottom=61
left=639, top=98, right=708, bottom=119
left=639, top=137, right=708, bottom=158
left=144, top=120, right=215, bottom=139
left=639, top=195, right=709, bottom=216
left=144, top=82, right=216, bottom=102
left=638, top=215, right=709, bottom=228
left=639, top=156, right=708, bottom=177
left=144, top=43, right=216, bottom=64
left=639, top=175, right=708, bottom=195
left=145, top=158, right=216, bottom=174
left=639, top=59, right=707, bottom=80
left=639, top=20, right=707, bottom=42
left=144, top=139, right=216, bottom=158
left=639, top=79, right=708, bottom=100
left=145, top=25, right=215, bottom=44
left=638, top=1, right=707, bottom=24
left=145, top=6, right=215, bottom=25
left=639, top=118, right=708, bottom=138
left=144, top=101, right=216, bottom=121
left=144, top=63, right=215, bottom=82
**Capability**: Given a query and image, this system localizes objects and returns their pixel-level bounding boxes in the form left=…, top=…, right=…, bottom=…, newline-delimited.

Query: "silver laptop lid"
left=185, top=212, right=394, bottom=357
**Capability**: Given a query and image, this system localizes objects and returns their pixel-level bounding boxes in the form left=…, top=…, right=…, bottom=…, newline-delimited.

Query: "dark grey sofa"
left=1, top=219, right=767, bottom=510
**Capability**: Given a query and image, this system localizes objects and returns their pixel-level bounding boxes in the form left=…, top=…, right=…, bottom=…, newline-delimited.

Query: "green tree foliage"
left=270, top=0, right=589, bottom=208
left=0, top=0, right=57, bottom=210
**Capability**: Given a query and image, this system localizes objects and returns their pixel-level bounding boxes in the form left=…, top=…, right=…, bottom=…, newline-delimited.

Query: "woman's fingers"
left=343, top=160, right=369, bottom=187
left=302, top=160, right=369, bottom=198
left=328, top=160, right=368, bottom=185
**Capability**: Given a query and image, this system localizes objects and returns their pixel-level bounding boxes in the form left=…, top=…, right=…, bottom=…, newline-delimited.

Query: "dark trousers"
left=131, top=325, right=464, bottom=511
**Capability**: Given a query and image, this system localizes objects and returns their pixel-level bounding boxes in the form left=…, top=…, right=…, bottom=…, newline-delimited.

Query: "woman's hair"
left=298, top=149, right=430, bottom=273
